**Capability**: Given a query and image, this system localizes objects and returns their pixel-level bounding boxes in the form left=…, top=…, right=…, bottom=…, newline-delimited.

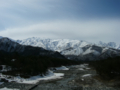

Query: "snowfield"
left=0, top=70, right=64, bottom=84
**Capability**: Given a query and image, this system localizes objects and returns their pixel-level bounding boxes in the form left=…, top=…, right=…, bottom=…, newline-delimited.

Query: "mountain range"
left=0, top=36, right=65, bottom=59
left=17, top=37, right=120, bottom=61
left=98, top=41, right=120, bottom=49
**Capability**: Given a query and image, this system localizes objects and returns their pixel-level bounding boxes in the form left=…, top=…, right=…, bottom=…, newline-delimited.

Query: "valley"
left=0, top=64, right=119, bottom=90
left=0, top=37, right=120, bottom=90
left=0, top=0, right=120, bottom=89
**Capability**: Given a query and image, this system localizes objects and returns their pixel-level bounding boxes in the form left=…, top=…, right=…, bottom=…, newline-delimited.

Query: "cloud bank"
left=0, top=0, right=120, bottom=43
left=0, top=18, right=120, bottom=43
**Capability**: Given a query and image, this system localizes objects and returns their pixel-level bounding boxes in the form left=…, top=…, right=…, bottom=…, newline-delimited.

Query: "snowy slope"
left=17, top=37, right=120, bottom=61
left=0, top=37, right=65, bottom=59
left=17, top=37, right=91, bottom=54
left=0, top=37, right=24, bottom=52
left=18, top=38, right=120, bottom=50
left=1, top=36, right=119, bottom=61
left=98, top=41, right=120, bottom=49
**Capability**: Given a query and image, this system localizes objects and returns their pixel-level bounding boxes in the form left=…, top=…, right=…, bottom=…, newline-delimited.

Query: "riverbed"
left=0, top=64, right=119, bottom=90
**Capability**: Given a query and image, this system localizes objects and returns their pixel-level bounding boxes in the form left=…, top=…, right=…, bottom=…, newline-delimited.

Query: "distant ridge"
left=17, top=37, right=120, bottom=61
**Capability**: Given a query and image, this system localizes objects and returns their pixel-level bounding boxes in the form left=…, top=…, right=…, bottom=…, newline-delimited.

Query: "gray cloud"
left=0, top=0, right=120, bottom=43
left=0, top=18, right=120, bottom=43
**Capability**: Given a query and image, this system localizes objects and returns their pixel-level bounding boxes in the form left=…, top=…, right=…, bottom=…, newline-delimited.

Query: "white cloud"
left=0, top=0, right=120, bottom=43
left=0, top=18, right=120, bottom=43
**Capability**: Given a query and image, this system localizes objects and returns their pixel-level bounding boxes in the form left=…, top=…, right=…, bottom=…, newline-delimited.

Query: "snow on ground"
left=78, top=64, right=90, bottom=70
left=55, top=66, right=69, bottom=70
left=0, top=70, right=64, bottom=84
left=79, top=64, right=86, bottom=68
left=0, top=65, right=11, bottom=72
left=0, top=87, right=19, bottom=90
left=82, top=74, right=91, bottom=77
left=78, top=64, right=88, bottom=68
left=81, top=79, right=84, bottom=81
left=79, top=68, right=84, bottom=70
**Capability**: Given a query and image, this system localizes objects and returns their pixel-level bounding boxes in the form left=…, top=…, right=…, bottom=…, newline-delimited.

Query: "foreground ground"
left=0, top=64, right=120, bottom=90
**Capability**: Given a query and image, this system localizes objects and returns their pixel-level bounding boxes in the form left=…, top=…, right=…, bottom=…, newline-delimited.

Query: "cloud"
left=0, top=18, right=120, bottom=43
left=1, top=0, right=119, bottom=27
left=0, top=0, right=120, bottom=43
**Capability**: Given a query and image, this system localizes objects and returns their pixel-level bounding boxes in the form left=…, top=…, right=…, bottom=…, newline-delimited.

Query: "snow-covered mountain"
left=17, top=37, right=91, bottom=53
left=98, top=41, right=120, bottom=49
left=17, top=37, right=120, bottom=61
left=0, top=37, right=65, bottom=59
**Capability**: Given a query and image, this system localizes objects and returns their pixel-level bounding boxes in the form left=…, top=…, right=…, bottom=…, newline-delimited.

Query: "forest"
left=89, top=56, right=120, bottom=81
left=0, top=51, right=80, bottom=78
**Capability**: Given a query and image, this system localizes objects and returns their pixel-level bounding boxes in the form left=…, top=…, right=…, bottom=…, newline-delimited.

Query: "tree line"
left=0, top=51, right=80, bottom=78
left=89, top=56, right=120, bottom=80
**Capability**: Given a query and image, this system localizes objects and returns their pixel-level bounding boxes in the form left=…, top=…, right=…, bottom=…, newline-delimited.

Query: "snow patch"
left=82, top=47, right=92, bottom=55
left=11, top=59, right=16, bottom=62
left=82, top=47, right=100, bottom=55
left=61, top=47, right=83, bottom=56
left=81, top=79, right=84, bottom=81
left=0, top=70, right=64, bottom=84
left=82, top=74, right=91, bottom=77
left=78, top=64, right=90, bottom=70
left=79, top=68, right=84, bottom=70
left=0, top=87, right=19, bottom=90
left=102, top=47, right=108, bottom=53
left=56, top=66, right=69, bottom=70
left=0, top=65, right=11, bottom=72
left=79, top=64, right=86, bottom=68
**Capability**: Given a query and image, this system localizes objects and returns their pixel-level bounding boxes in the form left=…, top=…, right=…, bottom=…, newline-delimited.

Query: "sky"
left=0, top=0, right=120, bottom=43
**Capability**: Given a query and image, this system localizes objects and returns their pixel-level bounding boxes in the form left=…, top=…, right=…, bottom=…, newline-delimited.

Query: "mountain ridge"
left=0, top=37, right=65, bottom=59
left=17, top=37, right=120, bottom=61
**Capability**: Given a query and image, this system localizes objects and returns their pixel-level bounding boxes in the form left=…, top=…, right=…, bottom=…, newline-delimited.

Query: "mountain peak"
left=17, top=37, right=91, bottom=51
left=98, top=41, right=120, bottom=49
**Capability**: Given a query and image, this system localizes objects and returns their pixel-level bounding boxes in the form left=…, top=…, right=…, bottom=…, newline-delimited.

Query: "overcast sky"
left=0, top=0, right=120, bottom=43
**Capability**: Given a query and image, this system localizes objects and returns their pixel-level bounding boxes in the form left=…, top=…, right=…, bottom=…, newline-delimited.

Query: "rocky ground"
left=0, top=64, right=120, bottom=90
